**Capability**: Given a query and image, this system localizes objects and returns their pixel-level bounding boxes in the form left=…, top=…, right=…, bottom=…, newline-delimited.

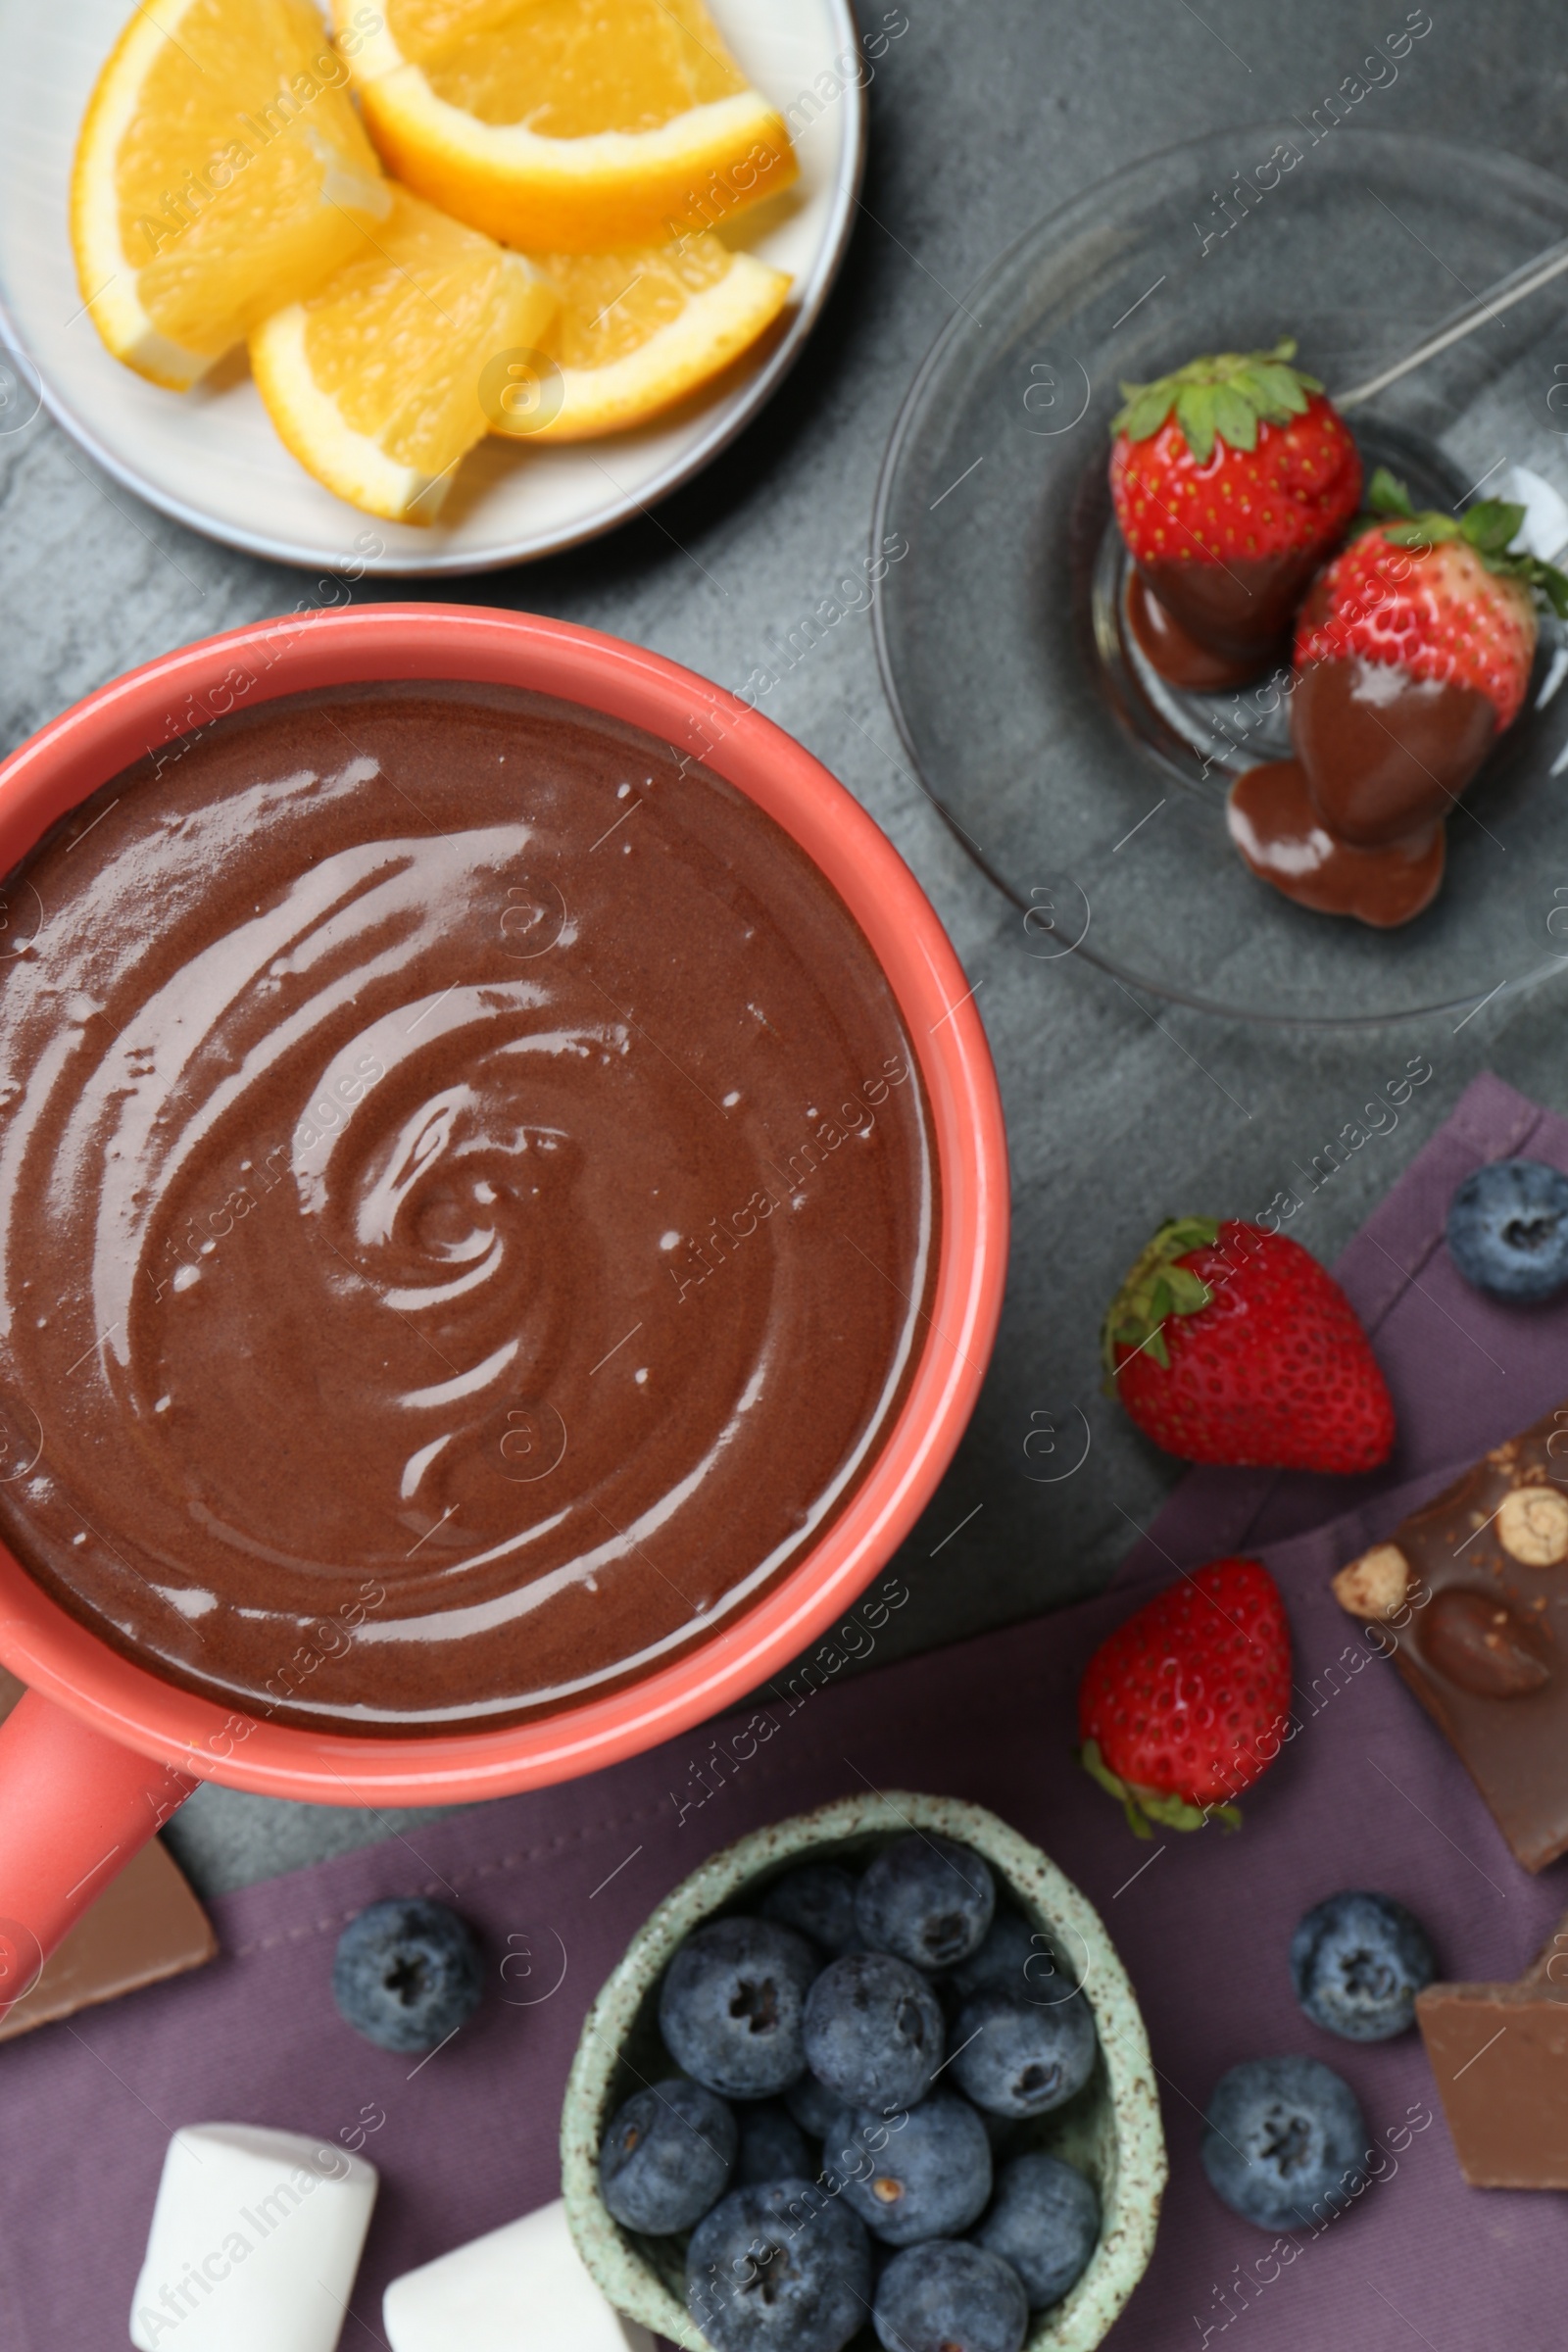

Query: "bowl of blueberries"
left=560, top=1791, right=1165, bottom=2352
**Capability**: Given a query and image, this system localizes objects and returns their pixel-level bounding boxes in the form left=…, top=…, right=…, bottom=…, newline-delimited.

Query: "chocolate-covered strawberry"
left=1291, top=468, right=1568, bottom=850
left=1102, top=1216, right=1395, bottom=1473
left=1110, top=338, right=1361, bottom=686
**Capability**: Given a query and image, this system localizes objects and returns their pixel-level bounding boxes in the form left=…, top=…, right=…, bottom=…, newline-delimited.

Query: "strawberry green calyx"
left=1101, top=1214, right=1220, bottom=1382
left=1358, top=467, right=1568, bottom=617
left=1078, top=1740, right=1243, bottom=1839
left=1109, top=337, right=1322, bottom=464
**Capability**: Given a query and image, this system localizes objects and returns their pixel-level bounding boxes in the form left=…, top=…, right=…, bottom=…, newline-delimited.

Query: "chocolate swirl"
left=0, top=686, right=937, bottom=1731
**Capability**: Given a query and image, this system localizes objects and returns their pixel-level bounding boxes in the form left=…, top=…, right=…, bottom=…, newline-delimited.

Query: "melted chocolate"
left=1124, top=574, right=1261, bottom=692
left=1293, top=654, right=1495, bottom=848
left=1226, top=760, right=1446, bottom=926
left=1228, top=653, right=1497, bottom=927
left=1133, top=549, right=1325, bottom=674
left=0, top=686, right=939, bottom=1734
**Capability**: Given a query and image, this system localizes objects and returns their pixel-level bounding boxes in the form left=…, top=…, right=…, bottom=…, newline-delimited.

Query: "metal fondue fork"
left=1336, top=232, right=1568, bottom=412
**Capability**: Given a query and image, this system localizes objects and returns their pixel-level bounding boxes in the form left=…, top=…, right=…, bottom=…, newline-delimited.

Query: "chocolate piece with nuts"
left=1417, top=1909, right=1568, bottom=2187
left=1332, top=1403, right=1568, bottom=1872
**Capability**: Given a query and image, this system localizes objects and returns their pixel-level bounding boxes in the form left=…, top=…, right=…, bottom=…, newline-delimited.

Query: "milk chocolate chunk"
left=1417, top=1910, right=1568, bottom=2188
left=0, top=685, right=939, bottom=1734
left=0, top=1670, right=215, bottom=2039
left=1331, top=1403, right=1568, bottom=1871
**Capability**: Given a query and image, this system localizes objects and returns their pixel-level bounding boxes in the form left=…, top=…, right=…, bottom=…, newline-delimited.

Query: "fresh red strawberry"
left=1079, top=1556, right=1293, bottom=1836
left=1109, top=338, right=1361, bottom=662
left=1102, top=1216, right=1395, bottom=1474
left=1295, top=467, right=1568, bottom=731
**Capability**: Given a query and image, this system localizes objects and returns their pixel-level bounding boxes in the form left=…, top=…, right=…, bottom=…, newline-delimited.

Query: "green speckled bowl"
left=562, top=1791, right=1165, bottom=2350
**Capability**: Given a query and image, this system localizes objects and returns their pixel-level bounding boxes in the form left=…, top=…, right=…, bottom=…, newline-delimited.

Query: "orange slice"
left=250, top=187, right=558, bottom=521
left=72, top=0, right=391, bottom=389
left=491, top=236, right=791, bottom=441
left=330, top=0, right=797, bottom=252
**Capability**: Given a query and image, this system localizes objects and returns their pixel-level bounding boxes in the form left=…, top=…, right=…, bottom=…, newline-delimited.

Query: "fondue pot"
left=0, top=607, right=1007, bottom=2006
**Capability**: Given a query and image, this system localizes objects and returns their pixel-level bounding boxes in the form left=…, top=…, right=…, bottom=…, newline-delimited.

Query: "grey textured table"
left=2, top=0, right=1565, bottom=1896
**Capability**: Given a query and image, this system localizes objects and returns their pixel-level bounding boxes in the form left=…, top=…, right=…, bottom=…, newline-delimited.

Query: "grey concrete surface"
left=2, top=0, right=1565, bottom=1895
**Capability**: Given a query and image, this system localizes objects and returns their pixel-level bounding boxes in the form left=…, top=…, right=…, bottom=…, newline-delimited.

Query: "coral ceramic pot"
left=0, top=606, right=1007, bottom=2007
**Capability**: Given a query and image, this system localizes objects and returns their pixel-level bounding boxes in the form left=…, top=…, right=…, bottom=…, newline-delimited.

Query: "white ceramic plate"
left=0, top=0, right=866, bottom=574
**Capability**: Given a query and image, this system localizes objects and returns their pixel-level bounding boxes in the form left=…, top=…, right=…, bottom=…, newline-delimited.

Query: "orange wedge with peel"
left=329, top=0, right=797, bottom=252
left=250, top=187, right=558, bottom=521
left=491, top=235, right=791, bottom=441
left=72, top=0, right=390, bottom=388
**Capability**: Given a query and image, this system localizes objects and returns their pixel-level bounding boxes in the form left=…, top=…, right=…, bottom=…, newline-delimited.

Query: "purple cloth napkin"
left=2, top=1071, right=1566, bottom=2351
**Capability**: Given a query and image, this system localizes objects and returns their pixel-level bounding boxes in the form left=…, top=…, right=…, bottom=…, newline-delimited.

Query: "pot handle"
left=0, top=1690, right=196, bottom=2016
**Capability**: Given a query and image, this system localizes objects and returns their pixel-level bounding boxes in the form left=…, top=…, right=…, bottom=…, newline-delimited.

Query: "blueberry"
left=331, top=1897, right=483, bottom=2053
left=856, top=1835, right=995, bottom=1971
left=803, top=1953, right=945, bottom=2111
left=873, top=2240, right=1028, bottom=2352
left=761, top=1863, right=862, bottom=1956
left=951, top=1986, right=1098, bottom=2117
left=687, top=2180, right=871, bottom=2352
left=1202, top=2056, right=1369, bottom=2230
left=1291, top=1890, right=1436, bottom=2041
left=974, top=2152, right=1100, bottom=2310
left=950, top=1907, right=1050, bottom=2000
left=599, top=2078, right=736, bottom=2232
left=785, top=2070, right=847, bottom=2140
left=1447, top=1157, right=1568, bottom=1302
left=828, top=2091, right=992, bottom=2246
left=734, top=2100, right=814, bottom=2188
left=660, top=1919, right=817, bottom=2099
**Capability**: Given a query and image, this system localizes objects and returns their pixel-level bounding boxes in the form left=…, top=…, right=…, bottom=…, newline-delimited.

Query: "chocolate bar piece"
left=1333, top=1404, right=1568, bottom=1873
left=0, top=1667, right=216, bottom=2040
left=1416, top=1911, right=1568, bottom=2187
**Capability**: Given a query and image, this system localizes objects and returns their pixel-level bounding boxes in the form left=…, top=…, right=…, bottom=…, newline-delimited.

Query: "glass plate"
left=872, top=125, right=1568, bottom=1026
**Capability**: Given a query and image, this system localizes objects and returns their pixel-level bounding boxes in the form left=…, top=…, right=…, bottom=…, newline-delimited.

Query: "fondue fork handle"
left=0, top=1690, right=196, bottom=2017
left=1335, top=234, right=1568, bottom=412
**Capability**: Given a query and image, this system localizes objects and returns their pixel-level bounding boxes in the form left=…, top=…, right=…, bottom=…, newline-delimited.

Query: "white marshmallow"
left=383, top=2198, right=656, bottom=2352
left=129, top=2123, right=378, bottom=2352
